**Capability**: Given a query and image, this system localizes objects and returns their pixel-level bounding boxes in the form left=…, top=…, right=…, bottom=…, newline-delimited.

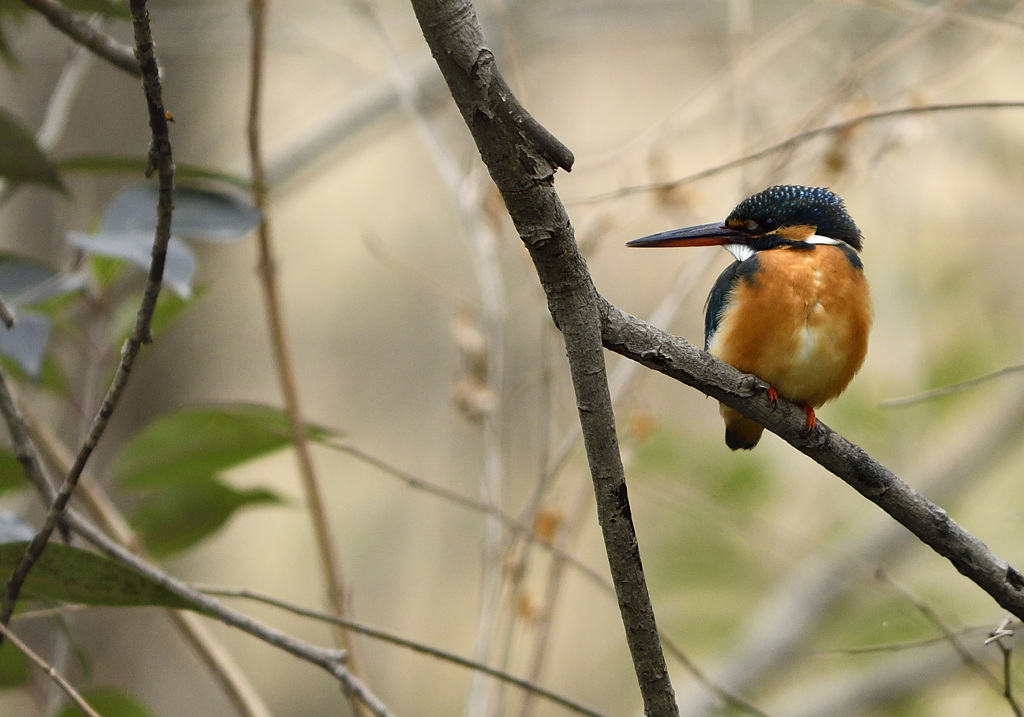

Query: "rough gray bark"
left=409, top=0, right=679, bottom=715
left=599, top=298, right=1024, bottom=619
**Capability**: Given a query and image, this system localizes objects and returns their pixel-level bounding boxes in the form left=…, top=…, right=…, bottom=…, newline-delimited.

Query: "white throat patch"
left=724, top=244, right=754, bottom=261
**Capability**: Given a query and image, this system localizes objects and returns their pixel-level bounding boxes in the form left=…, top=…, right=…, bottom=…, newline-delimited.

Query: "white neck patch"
left=725, top=243, right=754, bottom=261
left=806, top=234, right=844, bottom=247
left=724, top=234, right=849, bottom=262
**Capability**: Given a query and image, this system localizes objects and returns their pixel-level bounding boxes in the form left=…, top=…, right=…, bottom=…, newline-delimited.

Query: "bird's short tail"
left=720, top=405, right=764, bottom=450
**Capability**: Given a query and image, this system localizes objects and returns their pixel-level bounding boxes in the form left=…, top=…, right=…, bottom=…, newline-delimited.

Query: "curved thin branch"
left=880, top=361, right=1024, bottom=408
left=200, top=586, right=613, bottom=717
left=27, top=413, right=273, bottom=717
left=599, top=298, right=1024, bottom=619
left=0, top=379, right=391, bottom=711
left=246, top=5, right=371, bottom=713
left=875, top=569, right=1006, bottom=698
left=62, top=505, right=393, bottom=716
left=0, top=622, right=100, bottom=717
left=577, top=101, right=1024, bottom=205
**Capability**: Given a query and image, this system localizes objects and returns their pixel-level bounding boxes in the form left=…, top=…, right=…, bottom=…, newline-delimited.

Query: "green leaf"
left=130, top=478, right=284, bottom=557
left=110, top=404, right=316, bottom=556
left=0, top=30, right=12, bottom=67
left=88, top=253, right=127, bottom=292
left=109, top=287, right=200, bottom=347
left=110, top=403, right=338, bottom=488
left=0, top=542, right=198, bottom=611
left=58, top=154, right=251, bottom=190
left=55, top=687, right=153, bottom=717
left=0, top=109, right=64, bottom=191
left=0, top=1, right=28, bottom=66
left=148, top=285, right=202, bottom=338
left=1, top=353, right=70, bottom=395
left=0, top=638, right=30, bottom=688
left=0, top=449, right=26, bottom=495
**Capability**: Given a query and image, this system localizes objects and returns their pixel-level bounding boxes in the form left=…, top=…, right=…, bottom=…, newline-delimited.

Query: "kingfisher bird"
left=627, top=185, right=872, bottom=450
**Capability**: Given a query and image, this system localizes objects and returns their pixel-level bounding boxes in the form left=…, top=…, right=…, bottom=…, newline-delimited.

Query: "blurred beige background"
left=3, top=0, right=1024, bottom=715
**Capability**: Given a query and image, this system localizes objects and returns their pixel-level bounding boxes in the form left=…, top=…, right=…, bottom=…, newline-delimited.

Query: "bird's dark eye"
left=762, top=217, right=778, bottom=230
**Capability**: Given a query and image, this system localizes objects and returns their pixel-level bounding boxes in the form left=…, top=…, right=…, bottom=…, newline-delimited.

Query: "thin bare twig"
left=997, top=642, right=1022, bottom=717
left=329, top=440, right=618, bottom=593
left=0, top=368, right=55, bottom=509
left=17, top=0, right=141, bottom=77
left=814, top=628, right=992, bottom=656
left=246, top=3, right=370, bottom=713
left=880, top=362, right=1024, bottom=408
left=576, top=101, right=1024, bottom=205
left=349, top=3, right=514, bottom=710
left=331, top=439, right=770, bottom=716
left=56, top=504, right=392, bottom=716
left=987, top=619, right=1024, bottom=717
left=0, top=622, right=101, bottom=717
left=0, top=297, right=15, bottom=329
left=362, top=232, right=468, bottom=307
left=200, top=585, right=613, bottom=717
left=0, top=0, right=174, bottom=634
left=780, top=647, right=996, bottom=717
left=760, top=0, right=971, bottom=181
left=875, top=569, right=1006, bottom=695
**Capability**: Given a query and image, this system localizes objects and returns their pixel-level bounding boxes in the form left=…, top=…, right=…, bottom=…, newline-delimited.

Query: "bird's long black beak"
left=626, top=222, right=750, bottom=248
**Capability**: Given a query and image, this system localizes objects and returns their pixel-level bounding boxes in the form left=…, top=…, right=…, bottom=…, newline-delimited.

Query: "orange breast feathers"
left=707, top=245, right=872, bottom=408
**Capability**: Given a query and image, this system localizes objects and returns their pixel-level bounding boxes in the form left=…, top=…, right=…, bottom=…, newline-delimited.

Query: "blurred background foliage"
left=2, top=0, right=1024, bottom=715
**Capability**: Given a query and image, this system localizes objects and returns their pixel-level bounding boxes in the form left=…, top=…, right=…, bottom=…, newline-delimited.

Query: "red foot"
left=767, top=386, right=817, bottom=437
left=801, top=404, right=817, bottom=437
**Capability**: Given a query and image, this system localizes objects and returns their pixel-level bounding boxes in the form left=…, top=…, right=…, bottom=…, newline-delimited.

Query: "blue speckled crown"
left=726, top=185, right=863, bottom=249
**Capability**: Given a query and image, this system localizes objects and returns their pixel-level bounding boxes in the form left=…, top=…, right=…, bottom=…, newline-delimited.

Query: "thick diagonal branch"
left=599, top=298, right=1024, bottom=619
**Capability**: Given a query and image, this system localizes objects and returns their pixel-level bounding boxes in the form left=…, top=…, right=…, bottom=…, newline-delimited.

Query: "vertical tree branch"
left=0, top=0, right=174, bottom=633
left=245, top=2, right=372, bottom=715
left=409, top=0, right=678, bottom=714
